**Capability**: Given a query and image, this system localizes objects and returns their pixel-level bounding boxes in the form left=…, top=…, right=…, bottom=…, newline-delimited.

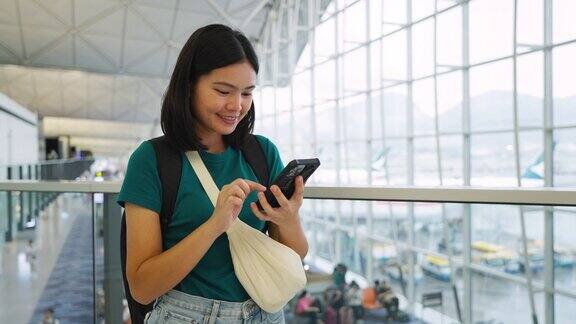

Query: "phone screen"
left=256, top=158, right=320, bottom=210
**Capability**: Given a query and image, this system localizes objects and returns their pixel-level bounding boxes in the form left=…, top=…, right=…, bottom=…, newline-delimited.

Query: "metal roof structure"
left=0, top=0, right=275, bottom=155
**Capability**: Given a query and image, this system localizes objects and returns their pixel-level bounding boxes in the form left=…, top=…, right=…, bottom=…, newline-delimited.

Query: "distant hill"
left=301, top=90, right=576, bottom=142
left=276, top=90, right=575, bottom=184
left=283, top=90, right=575, bottom=157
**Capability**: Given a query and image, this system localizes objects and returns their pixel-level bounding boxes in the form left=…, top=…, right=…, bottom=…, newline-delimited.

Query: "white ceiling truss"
left=0, top=0, right=271, bottom=78
left=0, top=0, right=329, bottom=158
left=0, top=0, right=273, bottom=120
left=0, top=0, right=275, bottom=157
left=0, top=65, right=168, bottom=123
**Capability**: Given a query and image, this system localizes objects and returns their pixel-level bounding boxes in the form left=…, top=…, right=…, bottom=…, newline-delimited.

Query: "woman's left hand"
left=250, top=175, right=304, bottom=228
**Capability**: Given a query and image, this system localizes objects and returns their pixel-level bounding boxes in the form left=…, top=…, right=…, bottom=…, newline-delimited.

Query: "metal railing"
left=1, top=159, right=94, bottom=241
left=0, top=181, right=575, bottom=323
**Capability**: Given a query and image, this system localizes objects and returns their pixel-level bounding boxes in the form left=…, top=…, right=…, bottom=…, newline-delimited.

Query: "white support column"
left=257, top=89, right=263, bottom=133
left=364, top=0, right=374, bottom=281
left=378, top=1, right=403, bottom=292
left=543, top=0, right=555, bottom=323
left=333, top=0, right=343, bottom=266
left=462, top=1, right=473, bottom=323
left=511, top=1, right=539, bottom=323
left=261, top=11, right=272, bottom=87
left=309, top=0, right=318, bottom=157
left=271, top=4, right=280, bottom=143
left=406, top=0, right=416, bottom=313
left=433, top=0, right=462, bottom=321
left=289, top=0, right=298, bottom=158
left=310, top=0, right=322, bottom=263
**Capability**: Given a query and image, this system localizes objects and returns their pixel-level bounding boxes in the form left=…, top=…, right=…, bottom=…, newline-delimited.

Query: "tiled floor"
left=28, top=195, right=103, bottom=324
left=0, top=194, right=96, bottom=324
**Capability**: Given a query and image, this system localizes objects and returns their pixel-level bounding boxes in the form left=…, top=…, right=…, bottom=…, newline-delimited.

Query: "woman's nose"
left=227, top=94, right=242, bottom=111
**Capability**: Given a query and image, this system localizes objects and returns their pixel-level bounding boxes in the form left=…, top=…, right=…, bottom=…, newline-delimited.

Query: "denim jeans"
left=144, top=290, right=285, bottom=324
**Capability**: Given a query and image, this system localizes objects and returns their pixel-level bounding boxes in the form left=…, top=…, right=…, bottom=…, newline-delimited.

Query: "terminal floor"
left=0, top=194, right=90, bottom=324
left=28, top=195, right=102, bottom=323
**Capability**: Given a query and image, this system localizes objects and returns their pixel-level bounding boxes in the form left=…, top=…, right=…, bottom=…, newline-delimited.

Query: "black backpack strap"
left=121, top=136, right=182, bottom=324
left=241, top=134, right=270, bottom=233
left=150, top=136, right=183, bottom=243
left=241, top=134, right=269, bottom=187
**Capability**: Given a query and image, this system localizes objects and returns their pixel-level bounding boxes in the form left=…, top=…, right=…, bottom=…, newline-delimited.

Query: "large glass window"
left=553, top=0, right=576, bottom=44
left=471, top=133, right=516, bottom=185
left=517, top=52, right=543, bottom=128
left=437, top=70, right=463, bottom=133
left=413, top=137, right=440, bottom=185
left=436, top=6, right=462, bottom=69
left=469, top=59, right=513, bottom=132
left=255, top=0, right=576, bottom=322
left=412, top=19, right=435, bottom=79
left=412, top=78, right=435, bottom=136
left=553, top=44, right=576, bottom=127
left=469, top=0, right=514, bottom=64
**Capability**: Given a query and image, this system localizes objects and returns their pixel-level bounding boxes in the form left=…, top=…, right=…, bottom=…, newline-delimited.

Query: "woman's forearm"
left=273, top=217, right=309, bottom=259
left=131, top=219, right=221, bottom=304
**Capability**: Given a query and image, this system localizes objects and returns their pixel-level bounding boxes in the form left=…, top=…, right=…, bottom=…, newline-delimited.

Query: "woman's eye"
left=216, top=89, right=229, bottom=95
left=242, top=92, right=253, bottom=97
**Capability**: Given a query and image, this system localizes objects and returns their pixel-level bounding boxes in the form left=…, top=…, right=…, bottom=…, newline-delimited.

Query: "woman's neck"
left=202, top=134, right=226, bottom=153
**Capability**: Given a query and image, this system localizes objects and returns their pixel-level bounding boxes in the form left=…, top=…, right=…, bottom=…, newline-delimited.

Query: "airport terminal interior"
left=1, top=0, right=575, bottom=323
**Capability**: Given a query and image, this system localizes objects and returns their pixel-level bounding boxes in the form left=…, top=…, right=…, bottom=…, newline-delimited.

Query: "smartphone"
left=256, top=158, right=321, bottom=210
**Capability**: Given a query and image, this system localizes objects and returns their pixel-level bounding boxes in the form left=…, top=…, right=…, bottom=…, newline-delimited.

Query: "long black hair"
left=161, top=24, right=259, bottom=152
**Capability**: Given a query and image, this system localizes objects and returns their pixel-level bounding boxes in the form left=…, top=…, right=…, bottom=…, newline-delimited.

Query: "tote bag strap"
left=185, top=151, right=220, bottom=206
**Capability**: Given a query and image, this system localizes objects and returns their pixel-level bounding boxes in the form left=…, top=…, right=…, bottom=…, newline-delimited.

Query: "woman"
left=118, top=24, right=308, bottom=323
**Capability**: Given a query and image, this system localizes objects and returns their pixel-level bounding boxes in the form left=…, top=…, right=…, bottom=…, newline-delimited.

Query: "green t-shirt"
left=117, top=135, right=284, bottom=302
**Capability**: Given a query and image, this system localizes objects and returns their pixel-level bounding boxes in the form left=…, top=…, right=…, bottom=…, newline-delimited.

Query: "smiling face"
left=192, top=61, right=256, bottom=149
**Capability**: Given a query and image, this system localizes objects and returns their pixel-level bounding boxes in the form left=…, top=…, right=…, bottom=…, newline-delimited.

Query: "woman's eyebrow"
left=213, top=81, right=255, bottom=90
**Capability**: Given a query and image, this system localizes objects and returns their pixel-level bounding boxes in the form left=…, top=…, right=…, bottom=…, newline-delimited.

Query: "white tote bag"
left=186, top=151, right=307, bottom=313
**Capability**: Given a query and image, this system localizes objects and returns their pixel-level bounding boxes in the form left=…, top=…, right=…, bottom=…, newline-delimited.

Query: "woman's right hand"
left=209, top=178, right=266, bottom=234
